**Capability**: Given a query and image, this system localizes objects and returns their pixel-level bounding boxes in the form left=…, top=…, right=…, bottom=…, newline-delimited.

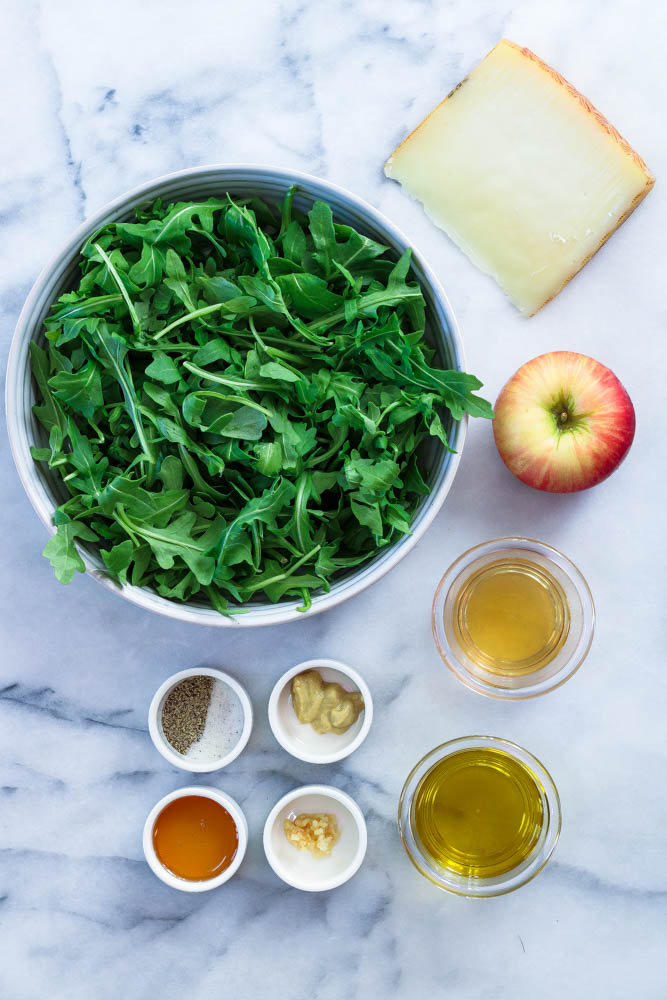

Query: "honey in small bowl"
left=153, top=794, right=238, bottom=881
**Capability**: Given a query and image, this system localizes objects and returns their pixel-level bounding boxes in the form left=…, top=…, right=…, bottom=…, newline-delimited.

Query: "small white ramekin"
left=263, top=784, right=367, bottom=892
left=143, top=786, right=248, bottom=892
left=148, top=667, right=253, bottom=772
left=268, top=659, right=373, bottom=764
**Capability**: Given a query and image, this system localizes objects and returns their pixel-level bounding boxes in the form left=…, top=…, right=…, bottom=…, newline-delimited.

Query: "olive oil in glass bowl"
left=432, top=538, right=595, bottom=699
left=398, top=737, right=561, bottom=896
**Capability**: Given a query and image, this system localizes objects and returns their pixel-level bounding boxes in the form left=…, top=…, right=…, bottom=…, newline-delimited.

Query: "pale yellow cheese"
left=384, top=40, right=654, bottom=315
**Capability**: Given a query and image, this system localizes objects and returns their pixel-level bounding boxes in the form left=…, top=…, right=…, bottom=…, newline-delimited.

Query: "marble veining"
left=1, top=0, right=666, bottom=997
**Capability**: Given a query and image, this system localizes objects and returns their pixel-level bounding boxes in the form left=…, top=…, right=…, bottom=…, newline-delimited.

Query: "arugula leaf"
left=30, top=343, right=66, bottom=435
left=275, top=273, right=343, bottom=319
left=49, top=360, right=103, bottom=418
left=99, top=476, right=187, bottom=522
left=224, top=201, right=273, bottom=270
left=331, top=224, right=388, bottom=270
left=145, top=351, right=181, bottom=384
left=65, top=417, right=108, bottom=497
left=282, top=221, right=307, bottom=265
left=343, top=453, right=401, bottom=494
left=43, top=515, right=98, bottom=584
left=148, top=200, right=226, bottom=247
left=254, top=441, right=283, bottom=477
left=119, top=510, right=224, bottom=585
left=163, top=248, right=197, bottom=312
left=350, top=496, right=384, bottom=538
left=89, top=325, right=155, bottom=464
left=192, top=338, right=234, bottom=365
left=258, top=361, right=301, bottom=383
left=101, top=539, right=135, bottom=583
left=217, top=478, right=295, bottom=566
left=308, top=201, right=337, bottom=278
left=197, top=276, right=243, bottom=306
left=157, top=455, right=184, bottom=490
left=128, top=242, right=165, bottom=286
left=409, top=363, right=495, bottom=420
left=89, top=243, right=142, bottom=332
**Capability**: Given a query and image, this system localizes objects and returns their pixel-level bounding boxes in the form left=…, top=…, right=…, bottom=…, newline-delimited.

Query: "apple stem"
left=559, top=411, right=568, bottom=423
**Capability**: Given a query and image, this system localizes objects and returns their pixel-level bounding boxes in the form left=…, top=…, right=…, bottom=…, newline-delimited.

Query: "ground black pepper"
left=161, top=675, right=214, bottom=755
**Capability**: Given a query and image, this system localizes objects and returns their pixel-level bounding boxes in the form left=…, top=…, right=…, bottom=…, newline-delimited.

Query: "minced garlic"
left=283, top=812, right=340, bottom=858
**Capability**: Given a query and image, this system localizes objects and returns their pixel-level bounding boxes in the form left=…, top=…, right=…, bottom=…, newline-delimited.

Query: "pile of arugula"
left=30, top=188, right=492, bottom=614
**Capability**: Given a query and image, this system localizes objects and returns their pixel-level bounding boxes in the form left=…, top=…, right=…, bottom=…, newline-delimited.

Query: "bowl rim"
left=267, top=657, right=373, bottom=763
left=6, top=162, right=468, bottom=627
left=148, top=667, right=253, bottom=772
left=262, top=782, right=368, bottom=891
left=142, top=785, right=248, bottom=892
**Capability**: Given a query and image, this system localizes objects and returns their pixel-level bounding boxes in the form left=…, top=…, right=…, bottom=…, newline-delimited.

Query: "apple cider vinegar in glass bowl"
left=453, top=557, right=569, bottom=674
left=432, top=538, right=594, bottom=699
left=399, top=737, right=561, bottom=896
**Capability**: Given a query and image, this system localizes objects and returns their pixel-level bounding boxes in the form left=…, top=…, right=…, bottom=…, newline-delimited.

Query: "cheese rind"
left=384, top=40, right=654, bottom=316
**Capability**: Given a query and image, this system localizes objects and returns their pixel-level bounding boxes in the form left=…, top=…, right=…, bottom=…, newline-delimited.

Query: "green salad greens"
left=30, top=188, right=492, bottom=614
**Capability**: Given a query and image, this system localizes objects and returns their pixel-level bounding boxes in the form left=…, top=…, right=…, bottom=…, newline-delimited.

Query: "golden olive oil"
left=453, top=558, right=569, bottom=675
left=412, top=747, right=545, bottom=878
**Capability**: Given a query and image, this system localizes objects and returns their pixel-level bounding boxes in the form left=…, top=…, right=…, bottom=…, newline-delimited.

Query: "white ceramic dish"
left=263, top=784, right=367, bottom=892
left=6, top=163, right=467, bottom=626
left=268, top=658, right=372, bottom=764
left=148, top=667, right=252, bottom=773
left=143, top=786, right=248, bottom=892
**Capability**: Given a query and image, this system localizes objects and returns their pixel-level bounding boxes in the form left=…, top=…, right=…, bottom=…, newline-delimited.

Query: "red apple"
left=493, top=351, right=635, bottom=493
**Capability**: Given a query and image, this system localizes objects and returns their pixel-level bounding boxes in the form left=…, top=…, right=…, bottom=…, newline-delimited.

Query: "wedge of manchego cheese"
left=384, top=40, right=654, bottom=316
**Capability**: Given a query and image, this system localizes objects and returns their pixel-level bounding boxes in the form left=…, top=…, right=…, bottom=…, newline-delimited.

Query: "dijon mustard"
left=291, top=669, right=365, bottom=735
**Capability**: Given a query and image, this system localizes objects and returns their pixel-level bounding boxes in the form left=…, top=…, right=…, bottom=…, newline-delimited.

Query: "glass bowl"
left=398, top=736, right=561, bottom=897
left=432, top=537, right=595, bottom=699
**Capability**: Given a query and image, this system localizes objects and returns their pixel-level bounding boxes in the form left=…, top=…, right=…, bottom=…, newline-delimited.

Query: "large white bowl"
left=6, top=164, right=467, bottom=627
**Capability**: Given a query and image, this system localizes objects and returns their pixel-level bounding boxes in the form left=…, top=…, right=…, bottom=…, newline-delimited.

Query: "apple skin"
left=493, top=352, right=635, bottom=493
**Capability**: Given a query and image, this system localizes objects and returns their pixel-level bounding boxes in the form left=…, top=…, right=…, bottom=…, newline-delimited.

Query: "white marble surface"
left=1, top=1, right=666, bottom=997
